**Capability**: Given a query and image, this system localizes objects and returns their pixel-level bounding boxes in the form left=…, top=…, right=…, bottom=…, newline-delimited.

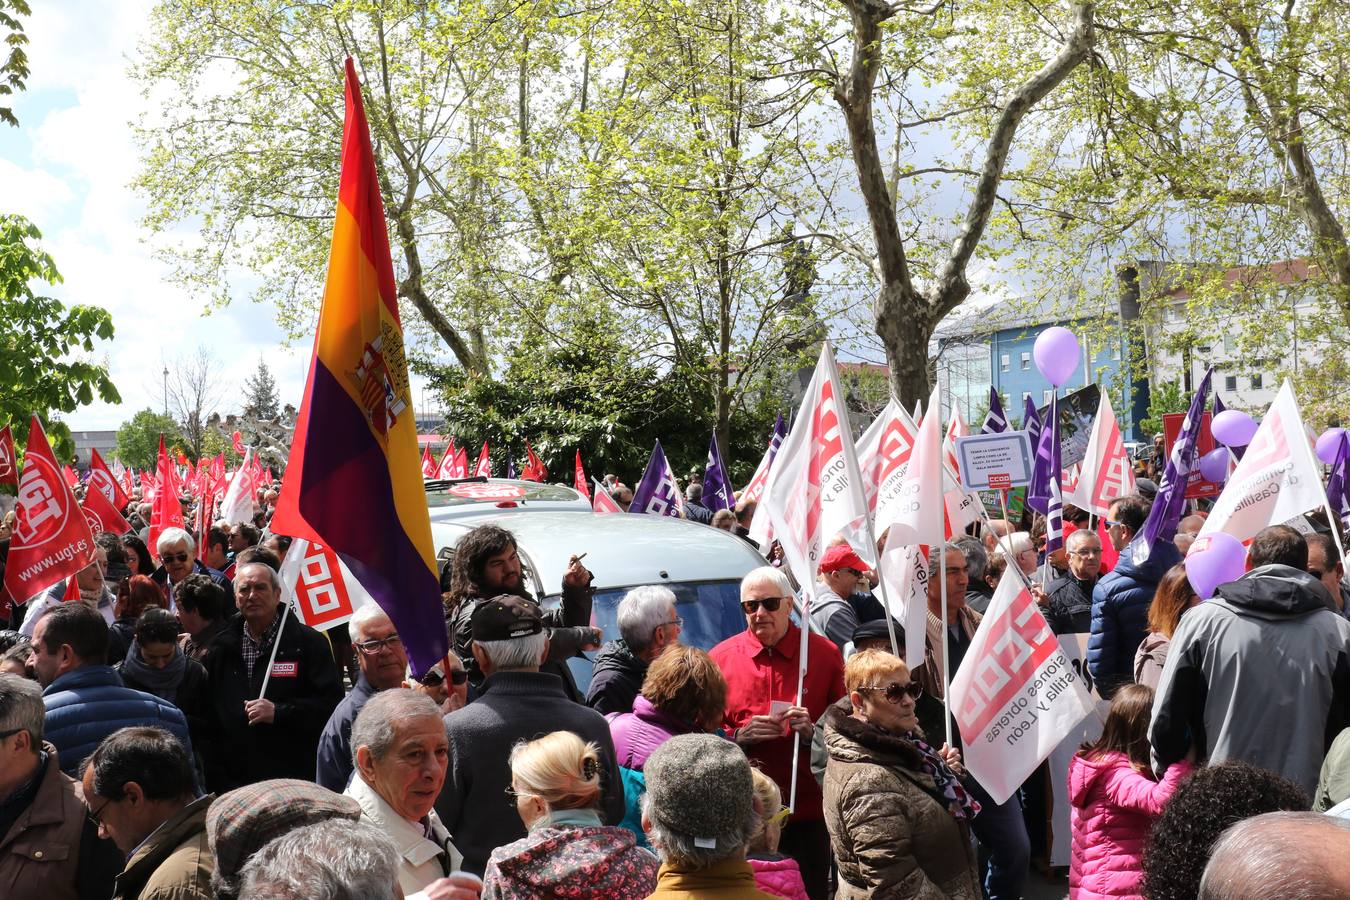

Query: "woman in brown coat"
left=822, top=649, right=981, bottom=899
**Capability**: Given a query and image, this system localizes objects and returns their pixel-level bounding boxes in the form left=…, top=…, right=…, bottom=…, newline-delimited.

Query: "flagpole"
left=788, top=587, right=813, bottom=813
left=1323, top=499, right=1348, bottom=566
left=257, top=600, right=292, bottom=701
left=862, top=518, right=901, bottom=659
left=939, top=545, right=953, bottom=748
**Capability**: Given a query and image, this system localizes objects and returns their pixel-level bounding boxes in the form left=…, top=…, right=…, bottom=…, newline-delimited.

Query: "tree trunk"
left=874, top=282, right=935, bottom=409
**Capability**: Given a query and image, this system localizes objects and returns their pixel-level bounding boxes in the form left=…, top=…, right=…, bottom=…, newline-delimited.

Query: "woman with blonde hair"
left=822, top=649, right=981, bottom=898
left=482, top=730, right=658, bottom=899
left=746, top=768, right=808, bottom=900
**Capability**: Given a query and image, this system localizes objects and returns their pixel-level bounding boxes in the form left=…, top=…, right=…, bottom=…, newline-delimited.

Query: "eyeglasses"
left=741, top=597, right=786, bottom=615
left=504, top=785, right=535, bottom=805
left=1309, top=569, right=1325, bottom=580
left=857, top=682, right=923, bottom=704
left=1068, top=548, right=1102, bottom=557
left=0, top=727, right=24, bottom=741
left=1105, top=520, right=1125, bottom=529
left=767, top=805, right=791, bottom=828
left=841, top=568, right=863, bottom=578
left=656, top=616, right=684, bottom=632
left=355, top=635, right=404, bottom=655
left=418, top=667, right=469, bottom=687
left=161, top=553, right=190, bottom=564
left=87, top=794, right=120, bottom=827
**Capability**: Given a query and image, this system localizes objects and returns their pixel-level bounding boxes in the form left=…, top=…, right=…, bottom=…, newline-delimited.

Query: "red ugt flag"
left=88, top=447, right=129, bottom=510
left=4, top=417, right=98, bottom=602
left=0, top=426, right=17, bottom=490
left=81, top=483, right=132, bottom=536
left=149, top=436, right=186, bottom=555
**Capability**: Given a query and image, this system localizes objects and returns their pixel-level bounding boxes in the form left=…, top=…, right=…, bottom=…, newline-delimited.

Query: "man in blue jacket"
left=1088, top=494, right=1181, bottom=697
left=30, top=602, right=194, bottom=777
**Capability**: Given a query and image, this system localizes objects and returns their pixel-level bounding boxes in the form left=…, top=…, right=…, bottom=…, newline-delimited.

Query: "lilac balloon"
left=1315, top=428, right=1346, bottom=465
left=1211, top=409, right=1258, bottom=448
left=1197, top=447, right=1230, bottom=483
left=1032, top=326, right=1082, bottom=388
left=1185, top=532, right=1246, bottom=600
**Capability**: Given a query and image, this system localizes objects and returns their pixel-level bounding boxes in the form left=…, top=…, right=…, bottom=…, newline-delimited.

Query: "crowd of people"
left=0, top=470, right=1349, bottom=900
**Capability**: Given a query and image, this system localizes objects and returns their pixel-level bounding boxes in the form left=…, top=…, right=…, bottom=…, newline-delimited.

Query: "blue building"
left=935, top=297, right=1141, bottom=440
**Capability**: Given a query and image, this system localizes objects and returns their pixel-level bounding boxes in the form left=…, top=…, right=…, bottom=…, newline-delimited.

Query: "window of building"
left=1022, top=392, right=1032, bottom=405
left=1042, top=389, right=1053, bottom=405
left=1250, top=373, right=1263, bottom=390
left=1020, top=352, right=1031, bottom=370
left=1001, top=354, right=1010, bottom=373
left=1224, top=375, right=1237, bottom=392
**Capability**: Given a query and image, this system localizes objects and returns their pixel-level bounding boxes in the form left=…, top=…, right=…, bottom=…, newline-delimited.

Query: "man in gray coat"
left=1150, top=525, right=1350, bottom=795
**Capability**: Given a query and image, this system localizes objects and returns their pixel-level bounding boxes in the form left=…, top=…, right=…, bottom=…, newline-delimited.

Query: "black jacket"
left=585, top=639, right=648, bottom=715
left=1045, top=574, right=1098, bottom=635
left=202, top=610, right=343, bottom=792
left=152, top=560, right=234, bottom=607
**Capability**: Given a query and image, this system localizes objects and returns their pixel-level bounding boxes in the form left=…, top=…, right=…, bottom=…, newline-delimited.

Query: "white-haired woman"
left=482, top=730, right=658, bottom=899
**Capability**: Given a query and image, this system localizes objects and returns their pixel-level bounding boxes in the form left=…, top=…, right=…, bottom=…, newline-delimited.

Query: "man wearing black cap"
left=434, top=595, right=625, bottom=876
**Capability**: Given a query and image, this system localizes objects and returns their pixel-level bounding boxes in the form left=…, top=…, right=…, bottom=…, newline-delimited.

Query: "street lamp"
left=162, top=366, right=169, bottom=416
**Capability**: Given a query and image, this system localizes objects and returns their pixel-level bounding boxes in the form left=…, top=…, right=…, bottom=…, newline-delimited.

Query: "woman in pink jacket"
left=1069, top=684, right=1193, bottom=900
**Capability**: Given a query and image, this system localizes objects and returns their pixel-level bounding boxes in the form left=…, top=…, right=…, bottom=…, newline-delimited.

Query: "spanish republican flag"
left=271, top=59, right=446, bottom=675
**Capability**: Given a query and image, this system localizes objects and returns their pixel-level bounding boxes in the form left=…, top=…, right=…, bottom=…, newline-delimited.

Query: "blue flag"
left=982, top=387, right=1008, bottom=434
left=702, top=433, right=735, bottom=512
left=630, top=440, right=685, bottom=517
left=1135, top=368, right=1212, bottom=562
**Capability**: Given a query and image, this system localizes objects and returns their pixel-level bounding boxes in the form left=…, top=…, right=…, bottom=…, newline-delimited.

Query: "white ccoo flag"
left=279, top=538, right=375, bottom=631
left=1198, top=380, right=1328, bottom=544
left=951, top=569, right=1095, bottom=804
left=220, top=448, right=257, bottom=525
left=942, top=408, right=983, bottom=537
left=1066, top=391, right=1136, bottom=516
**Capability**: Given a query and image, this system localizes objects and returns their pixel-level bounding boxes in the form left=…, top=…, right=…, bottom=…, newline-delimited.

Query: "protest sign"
left=954, top=431, right=1035, bottom=491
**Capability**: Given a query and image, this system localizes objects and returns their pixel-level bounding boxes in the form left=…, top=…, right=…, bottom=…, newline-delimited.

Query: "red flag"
left=149, top=436, right=186, bottom=555
left=210, top=454, right=227, bottom=496
left=86, top=447, right=129, bottom=510
left=4, top=417, right=98, bottom=602
left=436, top=438, right=458, bottom=479
left=81, top=482, right=132, bottom=535
left=231, top=430, right=245, bottom=454
left=474, top=442, right=492, bottom=478
left=120, top=465, right=135, bottom=500
left=421, top=446, right=436, bottom=479
left=523, top=441, right=548, bottom=482
left=574, top=452, right=590, bottom=498
left=453, top=446, right=469, bottom=479
left=61, top=464, right=78, bottom=490
left=174, top=448, right=189, bottom=468
left=592, top=479, right=621, bottom=514
left=0, top=425, right=17, bottom=490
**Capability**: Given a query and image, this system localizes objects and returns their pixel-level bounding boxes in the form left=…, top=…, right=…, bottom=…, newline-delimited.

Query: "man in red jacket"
left=710, top=566, right=844, bottom=900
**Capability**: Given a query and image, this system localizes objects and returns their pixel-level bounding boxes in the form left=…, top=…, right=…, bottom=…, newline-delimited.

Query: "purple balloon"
left=1185, top=532, right=1246, bottom=600
left=1211, top=409, right=1258, bottom=448
left=1315, top=428, right=1346, bottom=465
left=1032, top=326, right=1082, bottom=388
left=1198, top=447, right=1230, bottom=483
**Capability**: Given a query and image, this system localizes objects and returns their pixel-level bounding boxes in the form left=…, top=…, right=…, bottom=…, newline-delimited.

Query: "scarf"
left=906, top=731, right=981, bottom=822
left=122, top=639, right=187, bottom=701
left=529, top=807, right=603, bottom=833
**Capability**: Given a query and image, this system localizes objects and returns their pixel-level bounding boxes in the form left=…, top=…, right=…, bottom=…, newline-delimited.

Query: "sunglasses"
left=418, top=668, right=469, bottom=687
left=767, top=804, right=791, bottom=828
left=161, top=553, right=191, bottom=564
left=858, top=681, right=923, bottom=704
left=741, top=596, right=786, bottom=615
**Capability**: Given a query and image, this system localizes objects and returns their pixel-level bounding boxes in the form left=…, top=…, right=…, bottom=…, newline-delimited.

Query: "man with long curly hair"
left=443, top=524, right=599, bottom=699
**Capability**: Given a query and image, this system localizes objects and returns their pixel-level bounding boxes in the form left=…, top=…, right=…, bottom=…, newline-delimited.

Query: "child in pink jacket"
left=1069, top=683, right=1193, bottom=900
left=746, top=768, right=809, bottom=900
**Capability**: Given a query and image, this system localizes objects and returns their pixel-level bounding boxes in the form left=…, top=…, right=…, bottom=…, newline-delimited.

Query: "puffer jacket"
left=480, top=822, right=658, bottom=899
left=1132, top=632, right=1170, bottom=690
left=1068, top=752, right=1192, bottom=899
left=747, top=855, right=809, bottom=900
left=586, top=639, right=649, bottom=715
left=42, top=665, right=194, bottom=778
left=821, top=706, right=980, bottom=899
left=1088, top=540, right=1182, bottom=696
left=607, top=695, right=702, bottom=846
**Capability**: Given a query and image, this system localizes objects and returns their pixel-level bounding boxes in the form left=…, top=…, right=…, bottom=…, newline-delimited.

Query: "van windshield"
left=588, top=581, right=747, bottom=652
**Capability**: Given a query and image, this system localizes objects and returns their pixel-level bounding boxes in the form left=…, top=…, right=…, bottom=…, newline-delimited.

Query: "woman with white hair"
left=482, top=730, right=658, bottom=898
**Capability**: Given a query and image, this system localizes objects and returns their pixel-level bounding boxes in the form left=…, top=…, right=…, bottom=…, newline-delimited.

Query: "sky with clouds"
left=0, top=0, right=448, bottom=433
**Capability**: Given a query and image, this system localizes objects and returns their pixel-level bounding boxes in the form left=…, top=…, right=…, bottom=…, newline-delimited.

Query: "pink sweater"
left=1068, top=751, right=1193, bottom=900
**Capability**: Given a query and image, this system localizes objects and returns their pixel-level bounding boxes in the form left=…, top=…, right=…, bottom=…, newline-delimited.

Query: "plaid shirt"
left=241, top=610, right=284, bottom=681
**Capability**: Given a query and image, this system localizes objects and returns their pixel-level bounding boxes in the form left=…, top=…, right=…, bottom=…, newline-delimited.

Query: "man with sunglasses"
left=709, top=566, right=845, bottom=900
left=150, top=527, right=233, bottom=612
left=316, top=603, right=414, bottom=791
left=808, top=543, right=872, bottom=652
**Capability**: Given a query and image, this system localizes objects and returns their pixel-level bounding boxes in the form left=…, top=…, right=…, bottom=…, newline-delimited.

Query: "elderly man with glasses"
left=151, top=526, right=234, bottom=612
left=709, top=565, right=845, bottom=900
left=317, top=603, right=415, bottom=791
left=203, top=562, right=342, bottom=792
left=1045, top=529, right=1105, bottom=635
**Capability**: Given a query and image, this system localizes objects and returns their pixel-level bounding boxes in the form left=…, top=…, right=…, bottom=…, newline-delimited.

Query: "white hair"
left=617, top=586, right=677, bottom=652
left=473, top=632, right=548, bottom=671
left=156, top=526, right=196, bottom=555
left=642, top=790, right=755, bottom=870
left=347, top=603, right=392, bottom=643
left=0, top=674, right=44, bottom=746
left=233, top=561, right=282, bottom=592
left=740, top=566, right=792, bottom=601
left=1066, top=528, right=1099, bottom=552
left=238, top=819, right=400, bottom=900
left=1198, top=811, right=1350, bottom=900
left=995, top=532, right=1033, bottom=560
left=350, top=688, right=443, bottom=765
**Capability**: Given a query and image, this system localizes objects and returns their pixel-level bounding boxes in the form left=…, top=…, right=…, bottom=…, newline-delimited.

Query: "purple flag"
left=981, top=387, right=1008, bottom=434
left=1028, top=404, right=1056, bottom=514
left=506, top=449, right=518, bottom=480
left=702, top=433, right=734, bottom=512
left=1212, top=392, right=1244, bottom=461
left=1045, top=393, right=1064, bottom=554
left=1023, top=395, right=1042, bottom=448
left=1326, top=433, right=1350, bottom=528
left=1213, top=393, right=1226, bottom=416
left=630, top=440, right=685, bottom=517
left=1134, top=368, right=1212, bottom=562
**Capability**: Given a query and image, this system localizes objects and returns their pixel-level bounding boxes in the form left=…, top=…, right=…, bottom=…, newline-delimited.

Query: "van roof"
left=430, top=510, right=766, bottom=596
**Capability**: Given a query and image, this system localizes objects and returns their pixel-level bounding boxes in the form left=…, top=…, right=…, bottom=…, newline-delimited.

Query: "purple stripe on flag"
left=982, top=386, right=1008, bottom=434
left=291, top=363, right=447, bottom=675
left=703, top=433, right=735, bottom=513
left=1137, top=368, right=1212, bottom=560
left=1327, top=433, right=1350, bottom=527
left=1045, top=393, right=1064, bottom=554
